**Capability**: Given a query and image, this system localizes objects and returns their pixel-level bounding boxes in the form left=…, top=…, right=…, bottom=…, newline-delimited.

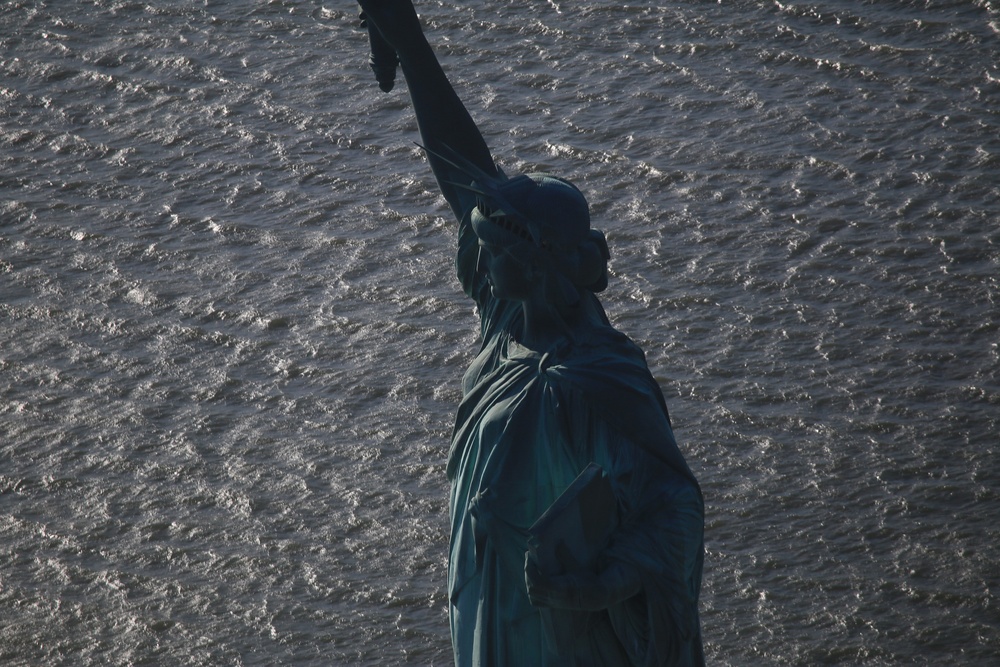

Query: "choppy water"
left=2, top=1, right=998, bottom=664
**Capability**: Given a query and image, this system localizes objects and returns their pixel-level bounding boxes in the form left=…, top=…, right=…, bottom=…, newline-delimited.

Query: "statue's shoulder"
left=541, top=327, right=658, bottom=407
left=546, top=327, right=648, bottom=379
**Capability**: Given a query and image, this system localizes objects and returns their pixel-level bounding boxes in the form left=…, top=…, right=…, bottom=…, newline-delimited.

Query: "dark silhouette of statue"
left=356, top=2, right=705, bottom=665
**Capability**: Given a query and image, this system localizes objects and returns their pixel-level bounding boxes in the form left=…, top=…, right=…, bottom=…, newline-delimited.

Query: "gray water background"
left=2, top=0, right=999, bottom=664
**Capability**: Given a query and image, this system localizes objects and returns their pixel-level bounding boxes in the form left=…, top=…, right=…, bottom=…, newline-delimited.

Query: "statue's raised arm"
left=357, top=0, right=498, bottom=220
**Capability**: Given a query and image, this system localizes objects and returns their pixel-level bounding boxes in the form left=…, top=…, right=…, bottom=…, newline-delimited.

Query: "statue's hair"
left=579, top=229, right=611, bottom=293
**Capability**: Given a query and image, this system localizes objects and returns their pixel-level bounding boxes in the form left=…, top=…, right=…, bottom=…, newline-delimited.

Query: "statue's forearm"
left=360, top=0, right=498, bottom=219
left=394, top=32, right=482, bottom=152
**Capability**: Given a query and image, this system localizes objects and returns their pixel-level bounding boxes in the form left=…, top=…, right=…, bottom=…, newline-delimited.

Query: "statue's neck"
left=517, top=294, right=605, bottom=352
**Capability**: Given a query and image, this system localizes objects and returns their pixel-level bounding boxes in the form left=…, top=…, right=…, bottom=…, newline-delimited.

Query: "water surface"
left=2, top=1, right=998, bottom=664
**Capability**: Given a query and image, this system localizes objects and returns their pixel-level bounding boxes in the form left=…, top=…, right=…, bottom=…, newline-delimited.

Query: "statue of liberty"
left=355, top=2, right=705, bottom=664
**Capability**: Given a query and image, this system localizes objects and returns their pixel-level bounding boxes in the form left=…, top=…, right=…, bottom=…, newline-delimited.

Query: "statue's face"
left=479, top=240, right=534, bottom=302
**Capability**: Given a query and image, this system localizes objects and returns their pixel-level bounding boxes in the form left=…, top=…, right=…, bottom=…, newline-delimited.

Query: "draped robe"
left=446, top=210, right=706, bottom=667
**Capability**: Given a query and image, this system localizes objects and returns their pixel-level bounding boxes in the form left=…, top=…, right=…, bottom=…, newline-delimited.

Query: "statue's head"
left=421, top=143, right=610, bottom=307
left=456, top=166, right=611, bottom=311
left=470, top=172, right=610, bottom=306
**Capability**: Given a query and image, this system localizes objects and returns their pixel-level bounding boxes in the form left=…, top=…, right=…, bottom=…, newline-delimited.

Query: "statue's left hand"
left=524, top=549, right=641, bottom=611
